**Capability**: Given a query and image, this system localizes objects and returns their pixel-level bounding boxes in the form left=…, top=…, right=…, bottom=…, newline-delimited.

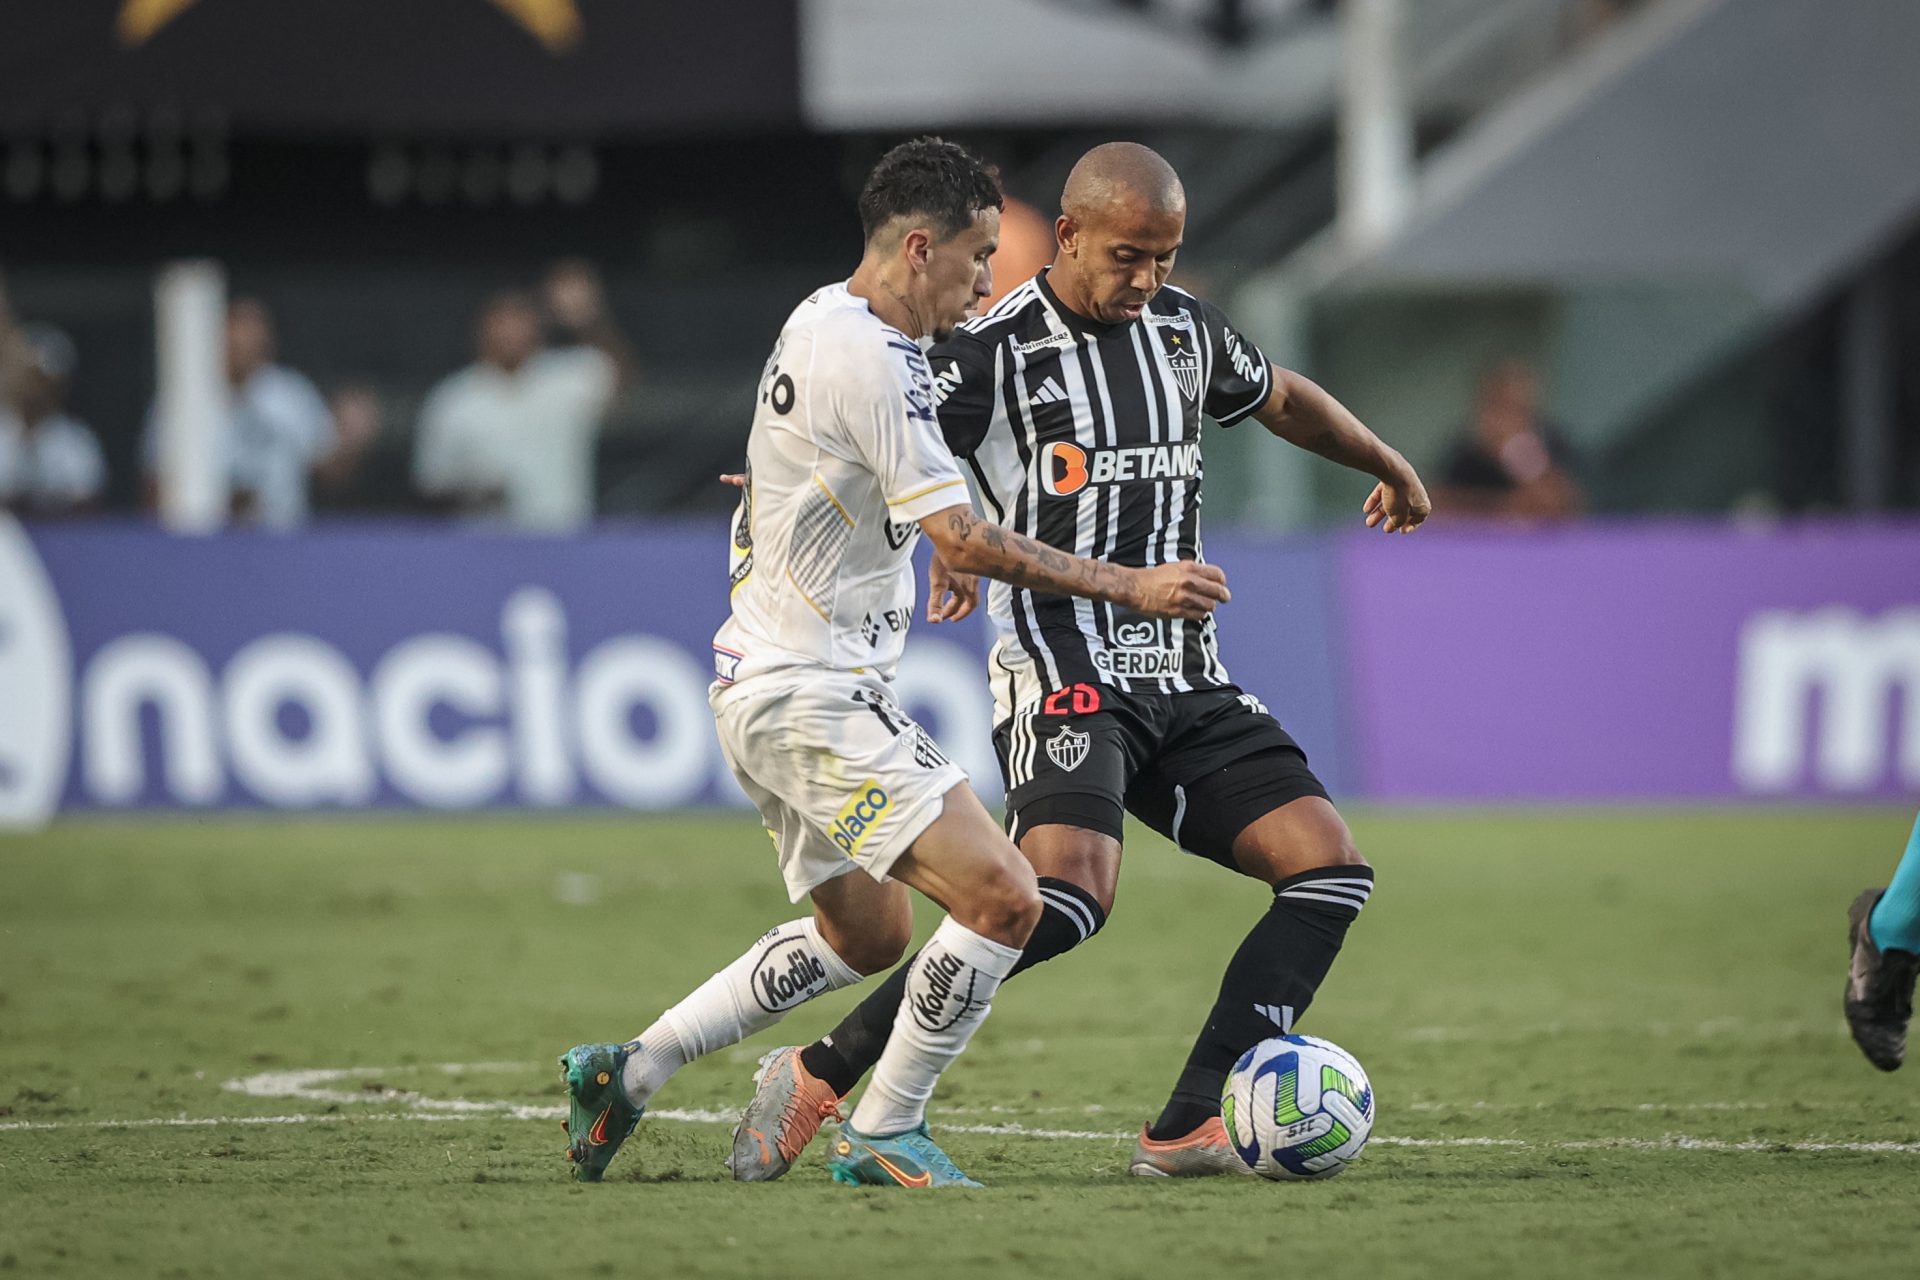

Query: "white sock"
left=620, top=916, right=861, bottom=1107
left=848, top=916, right=1020, bottom=1136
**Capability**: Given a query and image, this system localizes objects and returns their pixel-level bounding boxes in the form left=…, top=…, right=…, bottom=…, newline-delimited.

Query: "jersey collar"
left=1034, top=267, right=1135, bottom=340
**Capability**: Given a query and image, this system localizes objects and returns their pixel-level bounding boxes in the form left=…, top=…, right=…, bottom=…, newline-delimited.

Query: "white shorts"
left=711, top=668, right=970, bottom=903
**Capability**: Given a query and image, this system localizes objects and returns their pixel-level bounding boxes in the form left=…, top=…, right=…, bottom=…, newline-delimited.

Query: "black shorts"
left=990, top=683, right=1330, bottom=869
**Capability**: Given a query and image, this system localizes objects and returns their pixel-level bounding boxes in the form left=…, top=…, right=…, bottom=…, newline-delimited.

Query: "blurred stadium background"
left=3, top=0, right=1916, bottom=822
left=3, top=2, right=1920, bottom=1275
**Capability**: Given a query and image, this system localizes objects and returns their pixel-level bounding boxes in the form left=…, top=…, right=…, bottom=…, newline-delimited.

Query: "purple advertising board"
left=3, top=516, right=1914, bottom=826
left=1336, top=522, right=1920, bottom=801
left=0, top=518, right=1349, bottom=823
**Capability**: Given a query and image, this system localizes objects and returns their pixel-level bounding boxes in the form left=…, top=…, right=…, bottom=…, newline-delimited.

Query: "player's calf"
left=838, top=790, right=1036, bottom=1149
left=1149, top=795, right=1375, bottom=1144
left=794, top=874, right=1110, bottom=1103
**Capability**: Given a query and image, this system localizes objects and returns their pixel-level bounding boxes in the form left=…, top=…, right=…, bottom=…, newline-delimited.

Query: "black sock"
left=799, top=876, right=1105, bottom=1097
left=1149, top=865, right=1373, bottom=1141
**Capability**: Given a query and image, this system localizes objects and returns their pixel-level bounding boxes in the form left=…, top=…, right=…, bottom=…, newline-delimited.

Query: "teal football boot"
left=559, top=1041, right=644, bottom=1182
left=826, top=1120, right=983, bottom=1188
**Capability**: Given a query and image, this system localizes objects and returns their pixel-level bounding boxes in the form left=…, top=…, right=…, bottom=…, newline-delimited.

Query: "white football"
left=1222, top=1034, right=1374, bottom=1180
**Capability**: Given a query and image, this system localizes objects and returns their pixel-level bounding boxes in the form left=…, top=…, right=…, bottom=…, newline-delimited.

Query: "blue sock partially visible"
left=1868, top=812, right=1920, bottom=954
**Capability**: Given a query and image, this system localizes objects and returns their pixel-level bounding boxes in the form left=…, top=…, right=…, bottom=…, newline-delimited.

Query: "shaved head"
left=1050, top=143, right=1187, bottom=325
left=1060, top=142, right=1185, bottom=226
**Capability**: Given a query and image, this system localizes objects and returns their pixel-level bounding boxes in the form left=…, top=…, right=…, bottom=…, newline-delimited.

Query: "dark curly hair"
left=857, top=136, right=1004, bottom=246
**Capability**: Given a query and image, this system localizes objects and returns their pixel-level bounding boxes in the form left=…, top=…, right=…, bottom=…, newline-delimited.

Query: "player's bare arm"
left=1252, top=364, right=1432, bottom=534
left=920, top=503, right=1229, bottom=621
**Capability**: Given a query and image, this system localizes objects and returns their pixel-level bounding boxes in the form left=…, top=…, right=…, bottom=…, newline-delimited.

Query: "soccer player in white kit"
left=560, top=138, right=1229, bottom=1186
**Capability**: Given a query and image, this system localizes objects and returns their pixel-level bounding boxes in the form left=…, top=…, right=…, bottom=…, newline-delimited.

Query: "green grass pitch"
left=3, top=809, right=1918, bottom=1278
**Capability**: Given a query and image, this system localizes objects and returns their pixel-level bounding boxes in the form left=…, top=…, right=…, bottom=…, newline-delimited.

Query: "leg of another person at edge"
left=1869, top=812, right=1920, bottom=955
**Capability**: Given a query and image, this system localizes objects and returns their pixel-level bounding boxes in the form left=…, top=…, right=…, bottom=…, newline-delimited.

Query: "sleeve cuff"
left=1212, top=374, right=1275, bottom=428
left=885, top=476, right=971, bottom=524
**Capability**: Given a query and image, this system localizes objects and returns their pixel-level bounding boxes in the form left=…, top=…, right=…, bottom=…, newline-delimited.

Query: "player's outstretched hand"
left=1363, top=474, right=1431, bottom=534
left=718, top=472, right=746, bottom=488
left=928, top=554, right=979, bottom=623
left=1131, top=561, right=1230, bottom=620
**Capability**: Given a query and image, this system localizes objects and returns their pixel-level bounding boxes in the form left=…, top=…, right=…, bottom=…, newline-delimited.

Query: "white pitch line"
left=8, top=1065, right=1917, bottom=1156
left=5, top=1109, right=1920, bottom=1155
left=1401, top=1100, right=1882, bottom=1114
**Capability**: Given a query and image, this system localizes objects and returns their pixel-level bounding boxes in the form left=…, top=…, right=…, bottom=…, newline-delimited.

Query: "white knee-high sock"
left=621, top=917, right=861, bottom=1108
left=848, top=917, right=1020, bottom=1136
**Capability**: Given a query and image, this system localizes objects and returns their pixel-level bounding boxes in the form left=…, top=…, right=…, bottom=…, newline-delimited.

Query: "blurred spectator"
left=0, top=324, right=106, bottom=516
left=0, top=270, right=24, bottom=404
left=1435, top=358, right=1585, bottom=520
left=983, top=195, right=1056, bottom=310
left=143, top=297, right=334, bottom=528
left=413, top=275, right=622, bottom=532
left=1568, top=0, right=1658, bottom=46
left=543, top=259, right=637, bottom=386
left=310, top=384, right=386, bottom=512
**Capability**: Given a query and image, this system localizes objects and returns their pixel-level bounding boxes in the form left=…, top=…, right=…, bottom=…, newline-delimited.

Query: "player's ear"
left=1055, top=214, right=1078, bottom=258
left=902, top=227, right=934, bottom=273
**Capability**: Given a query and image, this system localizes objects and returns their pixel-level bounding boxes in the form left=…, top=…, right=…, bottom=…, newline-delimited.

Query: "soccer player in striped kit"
left=733, top=141, right=1432, bottom=1180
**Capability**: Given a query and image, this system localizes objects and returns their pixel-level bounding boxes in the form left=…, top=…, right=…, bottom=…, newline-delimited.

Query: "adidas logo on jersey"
left=1027, top=377, right=1068, bottom=406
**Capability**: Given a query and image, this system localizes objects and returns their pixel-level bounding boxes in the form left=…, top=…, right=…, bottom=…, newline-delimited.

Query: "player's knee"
left=836, top=920, right=911, bottom=977
left=967, top=857, right=1043, bottom=946
left=1323, top=830, right=1368, bottom=870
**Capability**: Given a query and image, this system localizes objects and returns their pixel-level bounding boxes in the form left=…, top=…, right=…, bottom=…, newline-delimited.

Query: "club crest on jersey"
left=1046, top=725, right=1090, bottom=773
left=1161, top=330, right=1201, bottom=402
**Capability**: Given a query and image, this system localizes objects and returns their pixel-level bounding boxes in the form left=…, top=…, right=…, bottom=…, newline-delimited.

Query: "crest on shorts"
left=911, top=728, right=949, bottom=771
left=1046, top=725, right=1089, bottom=773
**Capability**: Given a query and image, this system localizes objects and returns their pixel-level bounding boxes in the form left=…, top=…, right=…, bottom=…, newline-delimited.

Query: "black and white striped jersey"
left=927, top=267, right=1273, bottom=698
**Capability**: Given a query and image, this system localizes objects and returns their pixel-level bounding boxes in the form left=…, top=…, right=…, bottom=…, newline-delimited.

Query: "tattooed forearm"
left=933, top=507, right=1136, bottom=607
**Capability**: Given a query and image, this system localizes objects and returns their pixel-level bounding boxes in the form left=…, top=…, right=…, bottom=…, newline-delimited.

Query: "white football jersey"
left=713, top=283, right=970, bottom=686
